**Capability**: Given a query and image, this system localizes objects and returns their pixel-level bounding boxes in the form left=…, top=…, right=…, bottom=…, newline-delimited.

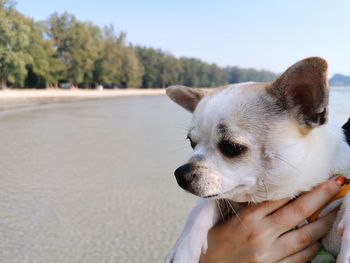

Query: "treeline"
left=0, top=0, right=276, bottom=89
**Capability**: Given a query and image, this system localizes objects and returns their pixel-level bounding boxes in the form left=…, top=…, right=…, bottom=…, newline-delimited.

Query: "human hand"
left=200, top=176, right=346, bottom=263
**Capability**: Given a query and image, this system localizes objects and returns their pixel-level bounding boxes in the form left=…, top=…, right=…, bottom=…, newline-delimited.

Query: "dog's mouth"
left=203, top=194, right=219, bottom=199
left=202, top=184, right=255, bottom=200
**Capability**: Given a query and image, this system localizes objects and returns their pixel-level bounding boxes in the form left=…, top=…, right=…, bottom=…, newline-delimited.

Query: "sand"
left=0, top=88, right=165, bottom=111
left=0, top=95, right=195, bottom=263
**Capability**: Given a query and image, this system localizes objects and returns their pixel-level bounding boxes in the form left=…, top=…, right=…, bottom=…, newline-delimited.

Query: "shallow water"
left=0, top=87, right=349, bottom=263
left=329, top=87, right=350, bottom=124
left=0, top=95, right=195, bottom=263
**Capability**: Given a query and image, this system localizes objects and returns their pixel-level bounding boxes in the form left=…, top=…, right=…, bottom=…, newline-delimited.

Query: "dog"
left=165, top=57, right=350, bottom=263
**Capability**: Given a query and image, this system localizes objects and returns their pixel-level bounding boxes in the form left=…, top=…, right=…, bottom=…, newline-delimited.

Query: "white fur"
left=166, top=82, right=350, bottom=263
left=164, top=199, right=218, bottom=263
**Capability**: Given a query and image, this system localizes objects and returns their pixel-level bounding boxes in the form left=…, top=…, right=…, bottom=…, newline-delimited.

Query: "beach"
left=1, top=87, right=350, bottom=262
left=0, top=89, right=165, bottom=111
left=0, top=91, right=195, bottom=263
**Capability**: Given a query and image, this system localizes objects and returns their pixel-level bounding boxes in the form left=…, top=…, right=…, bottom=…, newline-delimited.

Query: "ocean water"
left=329, top=87, right=350, bottom=124
left=0, top=87, right=350, bottom=263
left=0, top=95, right=195, bottom=263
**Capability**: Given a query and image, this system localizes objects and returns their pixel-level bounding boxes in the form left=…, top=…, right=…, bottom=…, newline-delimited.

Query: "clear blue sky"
left=16, top=0, right=350, bottom=76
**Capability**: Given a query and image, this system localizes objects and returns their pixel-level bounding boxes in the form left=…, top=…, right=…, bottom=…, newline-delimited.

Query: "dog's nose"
left=174, top=163, right=197, bottom=190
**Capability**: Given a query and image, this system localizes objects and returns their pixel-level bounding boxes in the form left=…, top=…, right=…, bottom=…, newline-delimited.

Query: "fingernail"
left=334, top=176, right=346, bottom=186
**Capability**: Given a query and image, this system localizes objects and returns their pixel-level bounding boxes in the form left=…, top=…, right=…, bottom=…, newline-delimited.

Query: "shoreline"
left=0, top=88, right=165, bottom=99
left=0, top=88, right=166, bottom=111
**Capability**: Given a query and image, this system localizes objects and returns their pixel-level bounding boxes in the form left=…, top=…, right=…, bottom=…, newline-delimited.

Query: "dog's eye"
left=186, top=136, right=197, bottom=149
left=218, top=140, right=247, bottom=158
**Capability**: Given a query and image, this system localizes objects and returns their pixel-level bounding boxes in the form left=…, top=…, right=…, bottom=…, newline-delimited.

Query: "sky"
left=16, top=0, right=350, bottom=76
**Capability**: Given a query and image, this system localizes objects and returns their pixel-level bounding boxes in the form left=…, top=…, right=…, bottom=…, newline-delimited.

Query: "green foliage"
left=25, top=20, right=64, bottom=88
left=0, top=3, right=32, bottom=88
left=94, top=28, right=143, bottom=88
left=0, top=3, right=276, bottom=89
left=134, top=47, right=275, bottom=88
left=46, top=12, right=104, bottom=85
left=120, top=45, right=144, bottom=88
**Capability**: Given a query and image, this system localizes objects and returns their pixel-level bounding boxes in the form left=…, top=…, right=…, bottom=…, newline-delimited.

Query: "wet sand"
left=1, top=87, right=349, bottom=263
left=0, top=95, right=195, bottom=263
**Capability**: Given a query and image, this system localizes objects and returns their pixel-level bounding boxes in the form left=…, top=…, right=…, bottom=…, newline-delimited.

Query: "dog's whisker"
left=225, top=199, right=248, bottom=230
left=224, top=199, right=229, bottom=216
left=215, top=200, right=225, bottom=222
left=257, top=178, right=268, bottom=200
left=263, top=180, right=268, bottom=200
left=250, top=195, right=257, bottom=204
left=256, top=179, right=273, bottom=196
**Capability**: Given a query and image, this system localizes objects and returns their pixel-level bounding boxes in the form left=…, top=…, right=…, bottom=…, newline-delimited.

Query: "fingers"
left=275, top=210, right=336, bottom=259
left=239, top=199, right=290, bottom=222
left=277, top=242, right=320, bottom=263
left=269, top=176, right=345, bottom=232
left=249, top=198, right=291, bottom=218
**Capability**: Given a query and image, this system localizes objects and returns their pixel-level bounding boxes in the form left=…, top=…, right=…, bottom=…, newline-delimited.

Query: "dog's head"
left=167, top=57, right=329, bottom=202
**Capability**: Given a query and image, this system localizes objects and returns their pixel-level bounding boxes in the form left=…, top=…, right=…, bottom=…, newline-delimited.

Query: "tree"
left=178, top=58, right=202, bottom=87
left=120, top=45, right=143, bottom=88
left=154, top=53, right=181, bottom=88
left=135, top=47, right=180, bottom=88
left=135, top=47, right=162, bottom=88
left=93, top=28, right=143, bottom=88
left=94, top=26, right=123, bottom=85
left=46, top=12, right=103, bottom=86
left=24, top=20, right=64, bottom=88
left=0, top=4, right=277, bottom=89
left=0, top=2, right=32, bottom=88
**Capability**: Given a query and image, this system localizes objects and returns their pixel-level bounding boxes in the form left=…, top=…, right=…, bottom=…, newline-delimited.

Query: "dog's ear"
left=268, top=57, right=329, bottom=127
left=166, top=85, right=206, bottom=112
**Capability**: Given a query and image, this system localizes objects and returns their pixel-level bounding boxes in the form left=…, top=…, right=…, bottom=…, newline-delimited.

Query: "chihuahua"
left=165, top=57, right=350, bottom=263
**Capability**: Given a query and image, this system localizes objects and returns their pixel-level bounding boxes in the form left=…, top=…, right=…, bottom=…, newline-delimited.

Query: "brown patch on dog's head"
left=267, top=57, right=328, bottom=128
